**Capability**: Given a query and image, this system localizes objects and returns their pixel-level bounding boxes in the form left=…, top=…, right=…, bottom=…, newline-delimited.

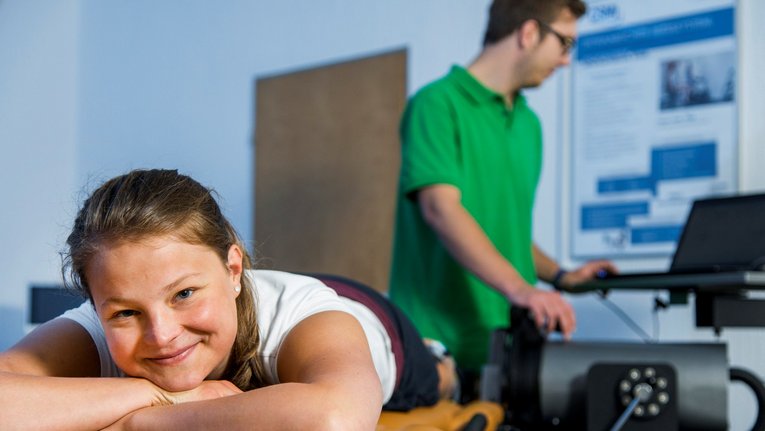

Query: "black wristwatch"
left=552, top=268, right=568, bottom=291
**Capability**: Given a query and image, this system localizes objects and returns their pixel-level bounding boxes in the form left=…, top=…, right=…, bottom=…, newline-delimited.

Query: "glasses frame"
left=535, top=19, right=576, bottom=54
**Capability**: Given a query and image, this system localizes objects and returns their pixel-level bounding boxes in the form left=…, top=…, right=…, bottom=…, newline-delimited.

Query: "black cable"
left=598, top=295, right=653, bottom=343
left=730, top=367, right=765, bottom=431
left=609, top=384, right=653, bottom=431
left=652, top=295, right=669, bottom=340
left=652, top=307, right=660, bottom=341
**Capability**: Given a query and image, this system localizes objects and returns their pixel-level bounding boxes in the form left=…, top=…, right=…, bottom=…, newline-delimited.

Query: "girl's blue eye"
left=113, top=310, right=137, bottom=319
left=176, top=289, right=194, bottom=300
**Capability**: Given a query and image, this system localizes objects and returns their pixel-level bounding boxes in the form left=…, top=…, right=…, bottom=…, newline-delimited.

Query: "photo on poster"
left=660, top=51, right=736, bottom=110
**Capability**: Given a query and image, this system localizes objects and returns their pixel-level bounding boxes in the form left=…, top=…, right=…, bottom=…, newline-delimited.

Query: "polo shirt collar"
left=449, top=65, right=527, bottom=109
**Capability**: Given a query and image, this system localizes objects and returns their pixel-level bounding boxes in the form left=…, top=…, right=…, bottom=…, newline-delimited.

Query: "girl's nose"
left=143, top=310, right=181, bottom=346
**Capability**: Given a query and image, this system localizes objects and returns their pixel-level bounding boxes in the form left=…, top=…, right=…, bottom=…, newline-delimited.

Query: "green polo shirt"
left=389, top=65, right=543, bottom=371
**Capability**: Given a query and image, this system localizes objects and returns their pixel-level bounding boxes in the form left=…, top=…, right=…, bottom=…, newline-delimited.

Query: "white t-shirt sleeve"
left=58, top=301, right=124, bottom=378
left=252, top=270, right=396, bottom=403
left=253, top=271, right=351, bottom=384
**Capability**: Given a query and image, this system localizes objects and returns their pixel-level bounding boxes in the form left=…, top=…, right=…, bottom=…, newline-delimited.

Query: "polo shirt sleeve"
left=399, top=87, right=461, bottom=198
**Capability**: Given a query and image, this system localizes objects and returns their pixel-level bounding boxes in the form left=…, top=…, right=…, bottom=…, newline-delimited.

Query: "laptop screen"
left=670, top=193, right=765, bottom=273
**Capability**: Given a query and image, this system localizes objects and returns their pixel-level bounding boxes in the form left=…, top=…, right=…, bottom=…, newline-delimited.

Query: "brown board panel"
left=254, top=49, right=406, bottom=292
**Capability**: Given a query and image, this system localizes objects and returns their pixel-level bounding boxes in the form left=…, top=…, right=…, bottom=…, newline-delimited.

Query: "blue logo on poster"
left=588, top=3, right=621, bottom=24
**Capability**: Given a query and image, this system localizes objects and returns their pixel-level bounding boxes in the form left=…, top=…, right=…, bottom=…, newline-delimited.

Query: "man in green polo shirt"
left=389, top=0, right=617, bottom=391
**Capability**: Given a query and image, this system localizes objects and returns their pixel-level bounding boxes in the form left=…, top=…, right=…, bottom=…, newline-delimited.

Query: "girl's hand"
left=154, top=380, right=243, bottom=405
left=102, top=380, right=244, bottom=430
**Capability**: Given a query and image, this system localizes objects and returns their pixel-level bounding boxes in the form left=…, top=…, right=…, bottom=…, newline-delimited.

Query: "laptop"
left=580, top=193, right=765, bottom=291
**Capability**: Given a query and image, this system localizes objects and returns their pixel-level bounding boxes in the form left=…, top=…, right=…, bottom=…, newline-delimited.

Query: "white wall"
left=739, top=0, right=765, bottom=193
left=0, top=0, right=80, bottom=348
left=74, top=0, right=492, bottom=250
left=1, top=1, right=764, bottom=429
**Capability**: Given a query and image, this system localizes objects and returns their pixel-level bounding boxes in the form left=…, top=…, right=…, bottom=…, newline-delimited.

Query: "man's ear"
left=226, top=244, right=244, bottom=286
left=518, top=19, right=542, bottom=50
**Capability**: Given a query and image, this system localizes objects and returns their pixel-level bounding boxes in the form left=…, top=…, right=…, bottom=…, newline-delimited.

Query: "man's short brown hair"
left=483, top=0, right=587, bottom=46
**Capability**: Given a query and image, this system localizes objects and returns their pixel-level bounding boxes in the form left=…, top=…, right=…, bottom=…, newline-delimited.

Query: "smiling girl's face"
left=86, top=235, right=243, bottom=392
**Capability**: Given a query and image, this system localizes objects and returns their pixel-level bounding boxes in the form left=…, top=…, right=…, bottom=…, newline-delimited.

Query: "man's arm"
left=533, top=244, right=619, bottom=292
left=418, top=184, right=575, bottom=336
left=533, top=244, right=561, bottom=285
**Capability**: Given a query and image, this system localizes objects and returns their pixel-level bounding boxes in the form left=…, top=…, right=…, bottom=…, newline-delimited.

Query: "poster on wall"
left=570, top=0, right=737, bottom=258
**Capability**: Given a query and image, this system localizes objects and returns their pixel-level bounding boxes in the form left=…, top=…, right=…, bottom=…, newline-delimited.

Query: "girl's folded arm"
left=0, top=318, right=162, bottom=430
left=114, top=311, right=384, bottom=431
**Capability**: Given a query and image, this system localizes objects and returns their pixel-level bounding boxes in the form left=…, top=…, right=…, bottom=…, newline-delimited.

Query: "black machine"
left=480, top=194, right=765, bottom=431
left=29, top=285, right=85, bottom=324
left=481, top=309, right=765, bottom=431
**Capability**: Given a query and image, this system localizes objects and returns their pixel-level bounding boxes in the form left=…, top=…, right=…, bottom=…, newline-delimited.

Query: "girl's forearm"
left=0, top=372, right=159, bottom=431
left=121, top=382, right=380, bottom=431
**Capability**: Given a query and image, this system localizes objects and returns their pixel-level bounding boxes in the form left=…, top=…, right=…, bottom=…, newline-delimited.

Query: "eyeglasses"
left=535, top=20, right=576, bottom=54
